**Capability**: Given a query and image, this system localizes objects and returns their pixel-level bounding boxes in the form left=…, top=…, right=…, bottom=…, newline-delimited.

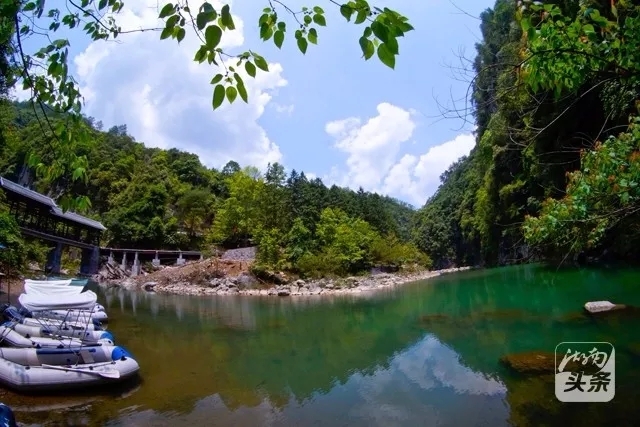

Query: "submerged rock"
left=419, top=314, right=452, bottom=324
left=500, top=352, right=557, bottom=375
left=500, top=351, right=596, bottom=375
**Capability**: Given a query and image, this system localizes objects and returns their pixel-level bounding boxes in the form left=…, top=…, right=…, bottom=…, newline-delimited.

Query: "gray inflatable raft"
left=0, top=344, right=123, bottom=366
left=7, top=322, right=114, bottom=344
left=0, top=325, right=112, bottom=348
left=0, top=349, right=139, bottom=392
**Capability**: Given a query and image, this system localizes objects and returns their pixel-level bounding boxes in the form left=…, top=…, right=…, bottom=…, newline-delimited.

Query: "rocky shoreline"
left=124, top=266, right=473, bottom=296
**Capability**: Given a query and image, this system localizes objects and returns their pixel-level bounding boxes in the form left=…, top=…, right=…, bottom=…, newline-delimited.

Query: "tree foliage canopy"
left=0, top=101, right=430, bottom=277
left=0, top=0, right=413, bottom=210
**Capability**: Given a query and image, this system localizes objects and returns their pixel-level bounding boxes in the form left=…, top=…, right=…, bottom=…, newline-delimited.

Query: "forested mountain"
left=413, top=0, right=640, bottom=268
left=0, top=101, right=428, bottom=276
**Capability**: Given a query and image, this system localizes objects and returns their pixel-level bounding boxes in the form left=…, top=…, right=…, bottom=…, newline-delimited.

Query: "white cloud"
left=325, top=102, right=418, bottom=191
left=382, top=133, right=476, bottom=206
left=72, top=0, right=284, bottom=170
left=272, top=103, right=295, bottom=116
left=325, top=104, right=475, bottom=206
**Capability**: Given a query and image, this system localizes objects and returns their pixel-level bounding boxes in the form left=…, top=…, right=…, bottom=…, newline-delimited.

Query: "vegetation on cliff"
left=413, top=0, right=640, bottom=268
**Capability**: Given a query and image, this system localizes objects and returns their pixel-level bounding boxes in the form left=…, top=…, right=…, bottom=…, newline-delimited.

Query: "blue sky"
left=17, top=0, right=494, bottom=207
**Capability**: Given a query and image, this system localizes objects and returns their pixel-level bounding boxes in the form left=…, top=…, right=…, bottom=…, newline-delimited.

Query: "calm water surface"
left=2, top=264, right=640, bottom=426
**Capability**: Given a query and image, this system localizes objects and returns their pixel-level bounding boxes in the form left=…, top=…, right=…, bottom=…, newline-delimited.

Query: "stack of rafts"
left=0, top=279, right=140, bottom=392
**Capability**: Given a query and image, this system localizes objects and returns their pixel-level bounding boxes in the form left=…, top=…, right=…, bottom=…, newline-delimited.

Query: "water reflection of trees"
left=89, top=265, right=640, bottom=425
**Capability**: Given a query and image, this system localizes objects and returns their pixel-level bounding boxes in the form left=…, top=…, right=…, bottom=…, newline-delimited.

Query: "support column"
left=176, top=251, right=185, bottom=266
left=45, top=242, right=63, bottom=275
left=121, top=252, right=127, bottom=271
left=131, top=252, right=140, bottom=277
left=199, top=253, right=203, bottom=261
left=152, top=251, right=161, bottom=268
left=108, top=251, right=115, bottom=266
left=80, top=246, right=100, bottom=276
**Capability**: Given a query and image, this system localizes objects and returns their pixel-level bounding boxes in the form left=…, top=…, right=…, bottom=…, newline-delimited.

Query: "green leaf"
left=202, top=2, right=215, bottom=13
left=166, top=15, right=179, bottom=29
left=363, top=26, right=372, bottom=38
left=304, top=15, right=312, bottom=25
left=370, top=21, right=389, bottom=43
left=221, top=4, right=235, bottom=30
left=260, top=23, right=273, bottom=40
left=245, top=61, right=257, bottom=77
left=313, top=14, right=326, bottom=26
left=205, top=25, right=222, bottom=48
left=212, top=84, right=225, bottom=109
left=235, top=76, right=248, bottom=103
left=254, top=55, right=269, bottom=72
left=385, top=35, right=398, bottom=55
left=210, top=73, right=223, bottom=84
left=159, top=3, right=174, bottom=19
left=98, top=0, right=108, bottom=10
left=359, top=36, right=374, bottom=60
left=377, top=42, right=395, bottom=68
left=308, top=28, right=318, bottom=44
left=277, top=21, right=286, bottom=31
left=313, top=6, right=325, bottom=14
left=160, top=27, right=172, bottom=40
left=355, top=10, right=367, bottom=24
left=398, top=22, right=414, bottom=32
left=340, top=4, right=353, bottom=21
left=297, top=37, right=308, bottom=54
left=226, top=86, right=238, bottom=103
left=527, top=26, right=536, bottom=41
left=196, top=12, right=211, bottom=30
left=176, top=27, right=186, bottom=43
left=274, top=30, right=285, bottom=48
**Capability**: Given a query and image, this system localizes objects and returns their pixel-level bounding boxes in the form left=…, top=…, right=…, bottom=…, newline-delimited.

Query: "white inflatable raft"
left=0, top=344, right=125, bottom=366
left=0, top=351, right=139, bottom=392
left=8, top=322, right=113, bottom=343
left=3, top=306, right=103, bottom=332
left=33, top=309, right=108, bottom=323
left=0, top=325, right=113, bottom=348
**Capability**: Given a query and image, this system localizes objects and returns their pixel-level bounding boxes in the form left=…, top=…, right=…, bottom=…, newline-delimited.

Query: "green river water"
left=2, top=264, right=640, bottom=426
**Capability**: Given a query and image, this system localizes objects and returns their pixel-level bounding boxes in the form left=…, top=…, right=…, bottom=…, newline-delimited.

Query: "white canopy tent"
left=18, top=290, right=98, bottom=312
left=24, top=280, right=83, bottom=297
left=24, top=279, right=72, bottom=287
